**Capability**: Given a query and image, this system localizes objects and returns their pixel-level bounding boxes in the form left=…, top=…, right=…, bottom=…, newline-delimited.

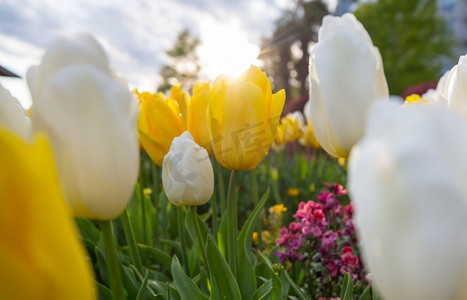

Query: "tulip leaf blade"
left=206, top=234, right=242, bottom=300
left=341, top=272, right=353, bottom=300
left=251, top=279, right=273, bottom=300
left=282, top=266, right=310, bottom=300
left=237, top=188, right=270, bottom=300
left=171, top=255, right=209, bottom=300
left=258, top=252, right=283, bottom=300
left=359, top=285, right=371, bottom=300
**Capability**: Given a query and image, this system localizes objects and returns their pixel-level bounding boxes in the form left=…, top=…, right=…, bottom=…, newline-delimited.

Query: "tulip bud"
left=162, top=131, right=214, bottom=206
left=306, top=13, right=388, bottom=158
left=0, top=83, right=31, bottom=141
left=348, top=101, right=467, bottom=300
left=28, top=33, right=139, bottom=220
left=207, top=65, right=285, bottom=170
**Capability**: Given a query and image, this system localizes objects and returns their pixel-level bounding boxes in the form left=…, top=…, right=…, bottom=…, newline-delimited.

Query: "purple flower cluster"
left=275, top=183, right=364, bottom=291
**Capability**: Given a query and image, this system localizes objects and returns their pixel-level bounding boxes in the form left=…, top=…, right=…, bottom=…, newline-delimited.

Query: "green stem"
left=211, top=188, right=219, bottom=239
left=100, top=220, right=125, bottom=300
left=226, top=169, right=239, bottom=278
left=151, top=163, right=160, bottom=245
left=121, top=209, right=144, bottom=274
left=176, top=206, right=189, bottom=273
left=252, top=169, right=263, bottom=250
left=190, top=206, right=210, bottom=279
left=141, top=188, right=147, bottom=245
left=216, top=161, right=226, bottom=213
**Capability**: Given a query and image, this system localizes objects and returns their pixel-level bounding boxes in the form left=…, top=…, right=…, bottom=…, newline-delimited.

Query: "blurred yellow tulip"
left=300, top=119, right=321, bottom=149
left=207, top=65, right=285, bottom=170
left=137, top=91, right=185, bottom=166
left=187, top=81, right=213, bottom=154
left=274, top=111, right=305, bottom=145
left=0, top=130, right=95, bottom=300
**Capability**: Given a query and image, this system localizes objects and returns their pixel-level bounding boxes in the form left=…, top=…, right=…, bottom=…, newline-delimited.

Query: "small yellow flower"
left=287, top=188, right=299, bottom=197
left=404, top=94, right=430, bottom=105
left=143, top=188, right=153, bottom=197
left=0, top=130, right=95, bottom=299
left=271, top=204, right=287, bottom=216
left=252, top=232, right=258, bottom=244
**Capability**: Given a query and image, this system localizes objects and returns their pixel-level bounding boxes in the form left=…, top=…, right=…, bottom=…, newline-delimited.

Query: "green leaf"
left=237, top=188, right=270, bottom=300
left=282, top=267, right=309, bottom=300
left=137, top=244, right=172, bottom=271
left=341, top=272, right=353, bottom=300
left=96, top=282, right=112, bottom=300
left=257, top=252, right=282, bottom=300
left=359, top=285, right=371, bottom=300
left=216, top=210, right=228, bottom=258
left=251, top=280, right=273, bottom=300
left=206, top=235, right=241, bottom=300
left=135, top=271, right=150, bottom=300
left=372, top=286, right=382, bottom=300
left=75, top=218, right=100, bottom=245
left=171, top=256, right=209, bottom=300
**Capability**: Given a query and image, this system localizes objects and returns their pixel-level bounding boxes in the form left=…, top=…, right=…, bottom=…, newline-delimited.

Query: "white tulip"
left=0, top=83, right=31, bottom=141
left=306, top=13, right=388, bottom=158
left=28, top=33, right=139, bottom=220
left=162, top=131, right=214, bottom=206
left=348, top=101, right=467, bottom=300
left=444, top=55, right=467, bottom=118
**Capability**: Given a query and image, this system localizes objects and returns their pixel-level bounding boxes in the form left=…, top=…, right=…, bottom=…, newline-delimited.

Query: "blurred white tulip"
left=349, top=100, right=467, bottom=300
left=28, top=33, right=139, bottom=220
left=0, top=83, right=31, bottom=141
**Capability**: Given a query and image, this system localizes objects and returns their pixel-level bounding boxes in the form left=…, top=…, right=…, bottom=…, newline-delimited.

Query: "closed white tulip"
left=162, top=131, right=214, bottom=206
left=306, top=13, right=388, bottom=158
left=444, top=55, right=467, bottom=118
left=0, top=84, right=31, bottom=141
left=348, top=101, right=467, bottom=300
left=27, top=33, right=139, bottom=220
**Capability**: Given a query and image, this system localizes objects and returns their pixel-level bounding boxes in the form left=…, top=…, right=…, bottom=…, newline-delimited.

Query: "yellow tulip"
left=0, top=130, right=95, bottom=300
left=137, top=91, right=185, bottom=166
left=187, top=81, right=213, bottom=154
left=274, top=111, right=305, bottom=145
left=169, top=84, right=190, bottom=126
left=300, top=119, right=321, bottom=149
left=207, top=65, right=285, bottom=170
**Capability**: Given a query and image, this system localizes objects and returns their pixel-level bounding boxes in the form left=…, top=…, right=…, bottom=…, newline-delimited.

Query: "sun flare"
left=198, top=19, right=261, bottom=80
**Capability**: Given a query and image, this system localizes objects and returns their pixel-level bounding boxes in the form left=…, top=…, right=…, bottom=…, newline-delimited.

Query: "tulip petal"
left=0, top=130, right=95, bottom=299
left=34, top=66, right=139, bottom=219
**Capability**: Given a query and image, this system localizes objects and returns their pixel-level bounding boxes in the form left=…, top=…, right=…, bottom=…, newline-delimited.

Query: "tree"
left=158, top=29, right=201, bottom=93
left=354, top=0, right=456, bottom=95
left=259, top=0, right=329, bottom=100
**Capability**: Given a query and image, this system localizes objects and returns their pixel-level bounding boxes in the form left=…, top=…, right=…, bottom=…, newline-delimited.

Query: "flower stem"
left=252, top=169, right=263, bottom=250
left=216, top=161, right=226, bottom=213
left=99, top=220, right=125, bottom=300
left=211, top=188, right=219, bottom=239
left=121, top=208, right=144, bottom=274
left=226, top=169, right=238, bottom=278
left=190, top=205, right=210, bottom=279
left=176, top=206, right=189, bottom=273
left=151, top=163, right=160, bottom=245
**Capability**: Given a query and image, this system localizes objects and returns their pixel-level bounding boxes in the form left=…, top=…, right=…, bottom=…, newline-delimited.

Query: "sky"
left=0, top=0, right=338, bottom=108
